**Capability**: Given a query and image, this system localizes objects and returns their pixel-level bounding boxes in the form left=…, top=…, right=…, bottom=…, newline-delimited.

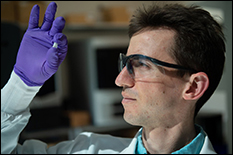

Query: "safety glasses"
left=118, top=53, right=196, bottom=82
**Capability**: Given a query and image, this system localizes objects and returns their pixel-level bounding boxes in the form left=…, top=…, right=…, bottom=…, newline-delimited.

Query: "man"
left=1, top=2, right=225, bottom=154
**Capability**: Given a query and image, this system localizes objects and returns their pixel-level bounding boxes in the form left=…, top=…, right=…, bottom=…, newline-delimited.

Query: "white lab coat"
left=1, top=71, right=217, bottom=154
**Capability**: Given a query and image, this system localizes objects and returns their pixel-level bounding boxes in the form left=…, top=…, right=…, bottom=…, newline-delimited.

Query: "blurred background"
left=1, top=1, right=232, bottom=153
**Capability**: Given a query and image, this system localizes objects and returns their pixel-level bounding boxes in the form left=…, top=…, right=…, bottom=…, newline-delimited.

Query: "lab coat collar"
left=119, top=128, right=142, bottom=154
left=119, top=127, right=216, bottom=154
left=200, top=130, right=217, bottom=154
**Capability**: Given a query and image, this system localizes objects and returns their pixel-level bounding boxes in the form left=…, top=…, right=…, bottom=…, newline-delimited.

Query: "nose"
left=115, top=66, right=134, bottom=88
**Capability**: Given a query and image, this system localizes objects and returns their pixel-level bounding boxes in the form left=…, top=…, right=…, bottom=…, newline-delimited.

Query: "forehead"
left=127, top=28, right=176, bottom=62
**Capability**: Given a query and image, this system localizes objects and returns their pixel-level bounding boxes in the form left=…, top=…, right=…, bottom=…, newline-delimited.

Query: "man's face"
left=115, top=28, right=189, bottom=128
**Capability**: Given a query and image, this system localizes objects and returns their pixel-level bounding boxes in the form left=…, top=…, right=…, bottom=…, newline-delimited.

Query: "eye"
left=132, top=59, right=150, bottom=69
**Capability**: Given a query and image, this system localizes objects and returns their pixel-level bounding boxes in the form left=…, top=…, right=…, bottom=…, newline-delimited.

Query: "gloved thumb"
left=44, top=45, right=59, bottom=76
left=43, top=33, right=67, bottom=77
left=53, top=33, right=68, bottom=65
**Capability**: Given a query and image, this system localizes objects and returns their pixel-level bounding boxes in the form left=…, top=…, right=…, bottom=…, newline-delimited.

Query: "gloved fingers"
left=52, top=33, right=68, bottom=53
left=49, top=16, right=66, bottom=36
left=28, top=4, right=39, bottom=29
left=41, top=2, right=57, bottom=30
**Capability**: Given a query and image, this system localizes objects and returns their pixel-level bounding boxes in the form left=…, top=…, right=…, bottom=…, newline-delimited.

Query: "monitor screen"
left=96, top=47, right=127, bottom=89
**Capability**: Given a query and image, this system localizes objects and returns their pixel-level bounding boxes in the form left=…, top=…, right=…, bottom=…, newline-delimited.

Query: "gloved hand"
left=14, top=2, right=68, bottom=86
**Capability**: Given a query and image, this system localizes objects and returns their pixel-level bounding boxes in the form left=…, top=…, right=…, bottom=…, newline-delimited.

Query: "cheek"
left=139, top=83, right=166, bottom=107
left=141, top=87, right=176, bottom=121
left=139, top=82, right=179, bottom=113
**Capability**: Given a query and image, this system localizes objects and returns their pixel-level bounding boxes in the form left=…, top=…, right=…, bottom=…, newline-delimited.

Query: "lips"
left=121, top=92, right=136, bottom=104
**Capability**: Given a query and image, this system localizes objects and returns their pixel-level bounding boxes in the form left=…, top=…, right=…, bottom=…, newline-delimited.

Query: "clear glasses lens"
left=119, top=54, right=165, bottom=82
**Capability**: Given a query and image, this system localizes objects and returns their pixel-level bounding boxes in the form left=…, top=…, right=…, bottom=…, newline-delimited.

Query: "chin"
left=123, top=113, right=141, bottom=126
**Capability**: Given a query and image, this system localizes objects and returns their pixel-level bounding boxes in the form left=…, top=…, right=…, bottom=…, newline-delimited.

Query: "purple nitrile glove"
left=14, top=2, right=68, bottom=86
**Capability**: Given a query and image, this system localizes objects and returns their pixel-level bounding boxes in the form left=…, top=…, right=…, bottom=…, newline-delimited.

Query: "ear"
left=183, top=72, right=209, bottom=101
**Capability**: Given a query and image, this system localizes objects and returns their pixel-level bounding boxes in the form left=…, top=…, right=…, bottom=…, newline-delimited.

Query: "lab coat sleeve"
left=1, top=71, right=41, bottom=154
left=16, top=132, right=133, bottom=154
left=1, top=71, right=135, bottom=154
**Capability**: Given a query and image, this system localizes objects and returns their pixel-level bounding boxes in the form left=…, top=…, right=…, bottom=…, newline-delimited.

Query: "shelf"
left=63, top=23, right=129, bottom=41
left=9, top=22, right=129, bottom=41
left=16, top=22, right=128, bottom=32
left=64, top=22, right=128, bottom=32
